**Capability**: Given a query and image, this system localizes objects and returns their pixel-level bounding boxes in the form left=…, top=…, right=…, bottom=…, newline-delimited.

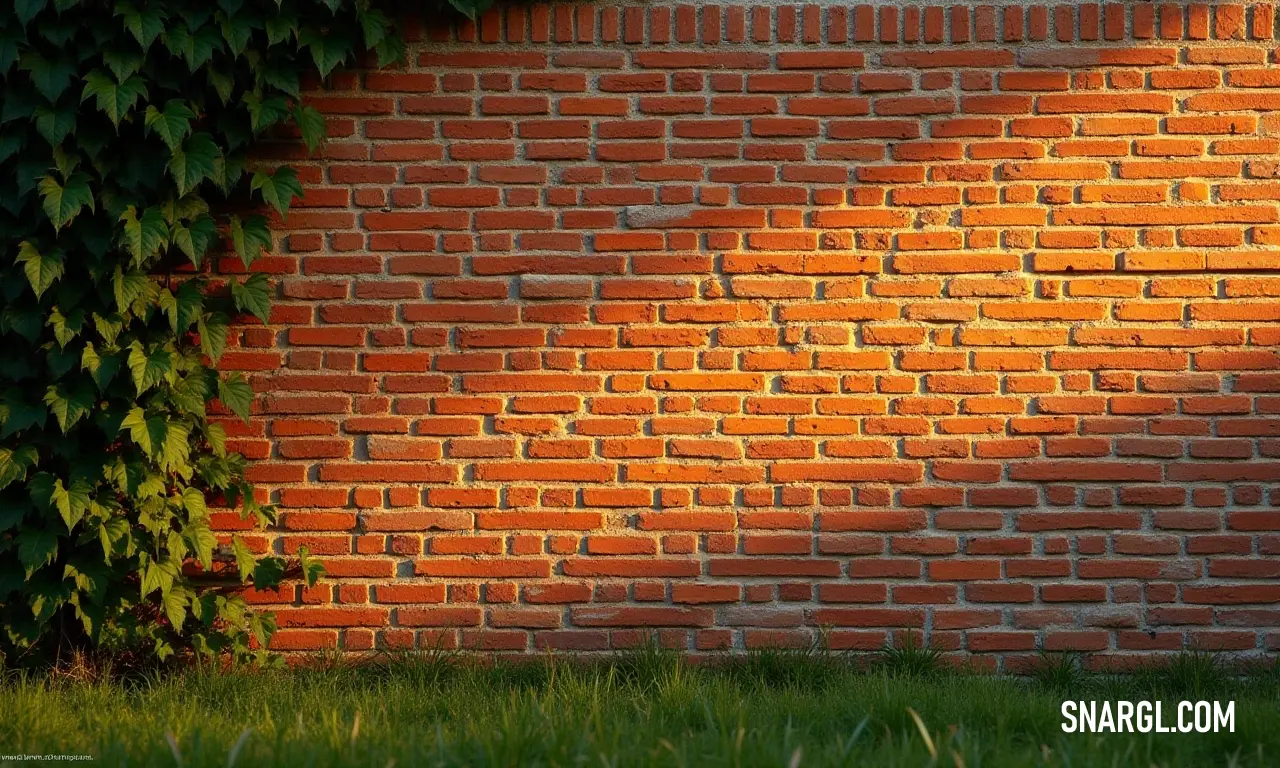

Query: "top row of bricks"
left=402, top=4, right=1278, bottom=46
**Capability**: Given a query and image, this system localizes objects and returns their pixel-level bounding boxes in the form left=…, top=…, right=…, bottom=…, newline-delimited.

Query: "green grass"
left=2, top=647, right=1278, bottom=767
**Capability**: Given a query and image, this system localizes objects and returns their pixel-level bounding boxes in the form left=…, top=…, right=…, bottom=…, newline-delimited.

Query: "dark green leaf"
left=172, top=214, right=216, bottom=268
left=0, top=132, right=23, bottom=163
left=0, top=390, right=46, bottom=439
left=81, top=70, right=149, bottom=127
left=263, top=11, right=297, bottom=44
left=170, top=280, right=205, bottom=334
left=0, top=31, right=19, bottom=75
left=251, top=556, right=285, bottom=589
left=143, top=100, right=195, bottom=151
left=33, top=102, right=76, bottom=146
left=16, top=525, right=58, bottom=577
left=229, top=272, right=270, bottom=323
left=244, top=91, right=289, bottom=131
left=102, top=48, right=145, bottom=82
left=291, top=103, right=327, bottom=153
left=168, top=133, right=220, bottom=195
left=117, top=1, right=166, bottom=50
left=299, top=26, right=351, bottom=78
left=228, top=214, right=271, bottom=268
left=217, top=373, right=253, bottom=421
left=15, top=0, right=47, bottom=26
left=18, top=51, right=75, bottom=101
left=217, top=10, right=254, bottom=57
left=38, top=172, right=94, bottom=230
left=198, top=311, right=229, bottom=362
left=250, top=166, right=303, bottom=217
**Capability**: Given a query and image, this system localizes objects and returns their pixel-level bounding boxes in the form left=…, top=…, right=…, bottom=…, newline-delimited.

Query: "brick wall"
left=226, top=2, right=1280, bottom=669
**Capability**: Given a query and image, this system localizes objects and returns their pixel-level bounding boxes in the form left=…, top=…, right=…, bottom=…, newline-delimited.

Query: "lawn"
left=1, top=648, right=1277, bottom=767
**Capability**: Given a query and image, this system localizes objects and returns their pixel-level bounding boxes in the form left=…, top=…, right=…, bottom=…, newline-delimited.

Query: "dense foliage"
left=0, top=0, right=486, bottom=666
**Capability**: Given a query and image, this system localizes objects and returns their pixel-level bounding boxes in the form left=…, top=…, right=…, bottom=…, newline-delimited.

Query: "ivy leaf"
left=204, top=422, right=227, bottom=458
left=17, top=526, right=58, bottom=578
left=0, top=305, right=42, bottom=343
left=228, top=214, right=271, bottom=268
left=92, top=313, right=125, bottom=345
left=244, top=91, right=289, bottom=132
left=452, top=0, right=494, bottom=21
left=291, top=103, right=326, bottom=153
left=359, top=7, right=391, bottom=47
left=263, top=11, right=297, bottom=44
left=140, top=558, right=176, bottom=598
left=33, top=102, right=76, bottom=146
left=81, top=343, right=123, bottom=392
left=170, top=280, right=205, bottom=334
left=0, top=389, right=47, bottom=438
left=172, top=214, right=217, bottom=268
left=102, top=48, right=145, bottom=82
left=18, top=51, right=75, bottom=101
left=0, top=30, right=19, bottom=75
left=117, top=1, right=166, bottom=50
left=127, top=342, right=172, bottom=394
left=38, top=172, right=94, bottom=231
left=0, top=446, right=38, bottom=491
left=374, top=34, right=405, bottom=69
left=0, top=132, right=23, bottom=163
left=144, top=100, right=195, bottom=151
left=217, top=373, right=253, bottom=421
left=206, top=66, right=234, bottom=104
left=230, top=272, right=270, bottom=323
left=230, top=535, right=255, bottom=582
left=98, top=517, right=131, bottom=560
left=182, top=486, right=208, bottom=518
left=47, top=477, right=92, bottom=532
left=120, top=406, right=165, bottom=457
left=168, top=133, right=221, bottom=196
left=299, top=26, right=351, bottom=78
left=47, top=306, right=84, bottom=348
left=81, top=70, right=149, bottom=126
left=112, top=267, right=153, bottom=313
left=198, top=311, right=229, bottom=362
left=217, top=10, right=254, bottom=57
left=250, top=166, right=303, bottom=217
left=261, top=64, right=300, bottom=99
left=15, top=0, right=48, bottom=26
left=165, top=23, right=224, bottom=71
left=297, top=546, right=325, bottom=588
left=43, top=383, right=94, bottom=433
left=251, top=556, right=285, bottom=589
left=160, top=420, right=191, bottom=476
left=171, top=371, right=209, bottom=416
left=184, top=521, right=216, bottom=571
left=15, top=241, right=64, bottom=298
left=120, top=205, right=170, bottom=265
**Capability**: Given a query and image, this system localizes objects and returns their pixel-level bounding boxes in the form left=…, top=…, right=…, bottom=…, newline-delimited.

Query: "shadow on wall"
left=221, top=1, right=1280, bottom=670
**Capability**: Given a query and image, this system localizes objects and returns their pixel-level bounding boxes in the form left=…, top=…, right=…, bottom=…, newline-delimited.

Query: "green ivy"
left=0, top=0, right=489, bottom=666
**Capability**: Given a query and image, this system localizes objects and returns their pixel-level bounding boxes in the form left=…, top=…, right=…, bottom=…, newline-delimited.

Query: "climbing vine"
left=0, top=0, right=488, bottom=666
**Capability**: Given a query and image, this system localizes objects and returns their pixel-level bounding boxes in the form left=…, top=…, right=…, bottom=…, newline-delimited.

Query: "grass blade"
left=906, top=707, right=937, bottom=759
